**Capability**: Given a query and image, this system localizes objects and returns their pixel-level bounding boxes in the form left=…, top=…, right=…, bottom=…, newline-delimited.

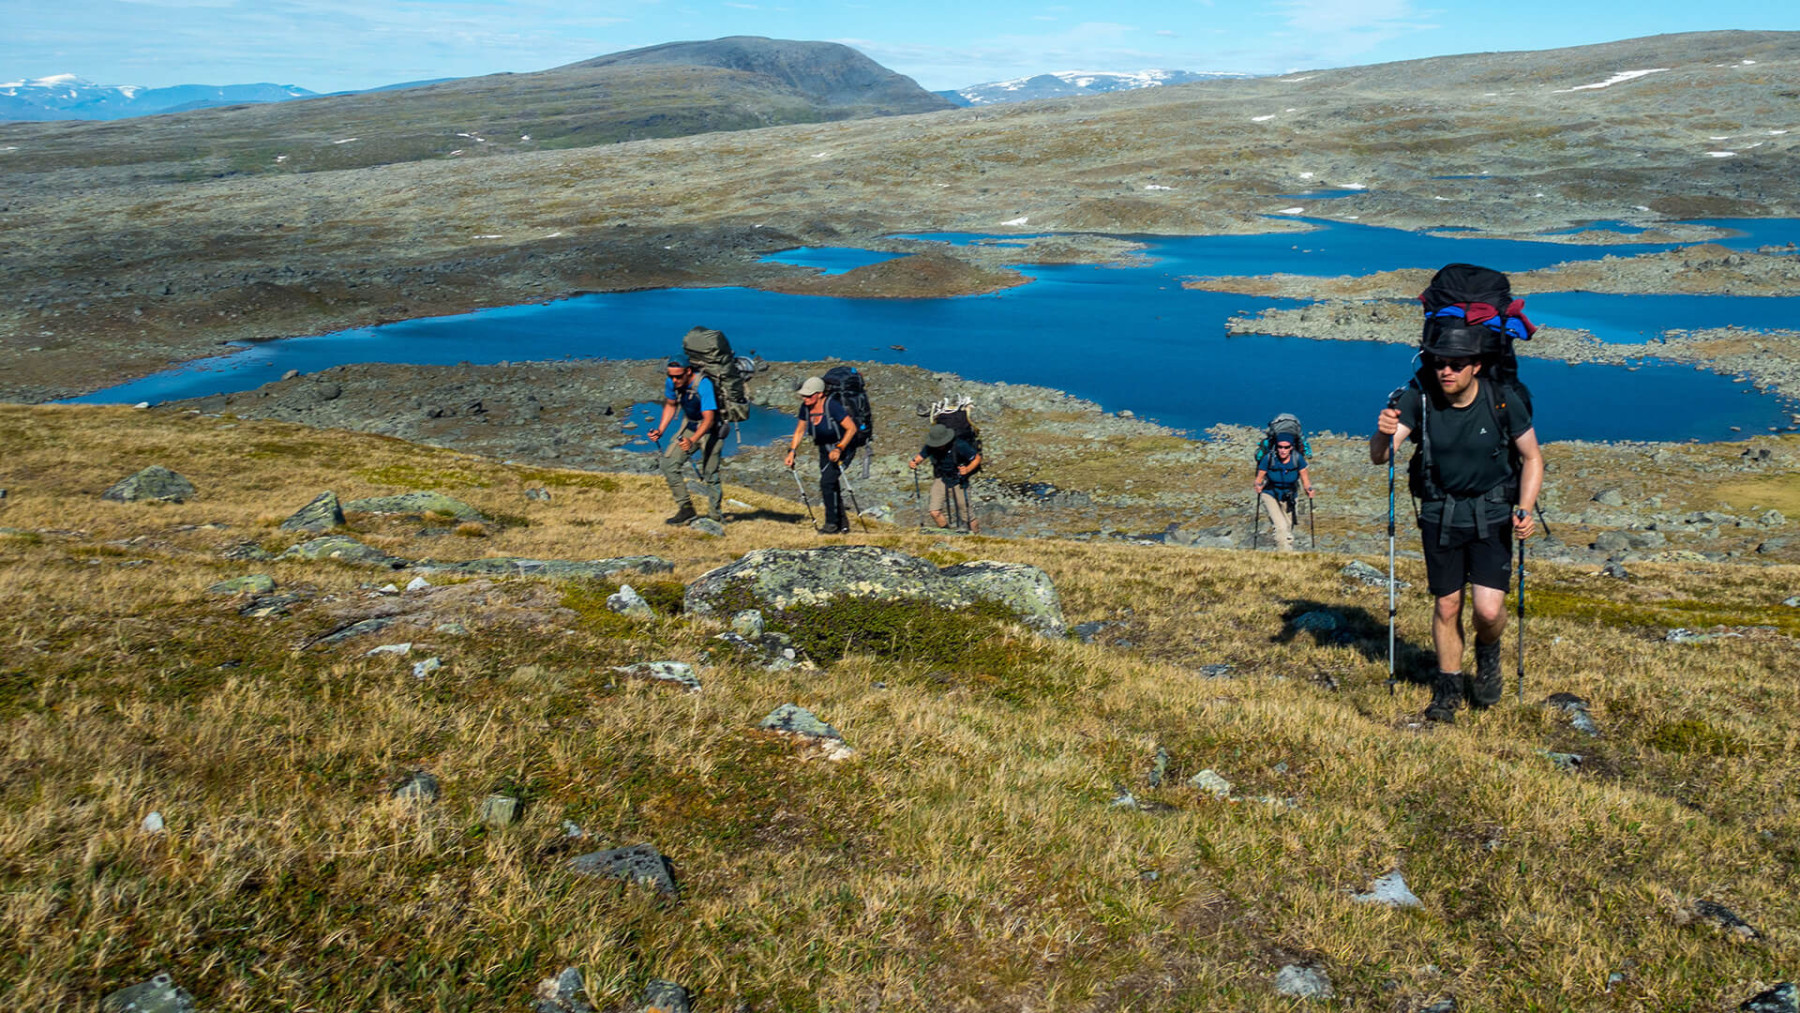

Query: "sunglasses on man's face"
left=1429, top=357, right=1477, bottom=372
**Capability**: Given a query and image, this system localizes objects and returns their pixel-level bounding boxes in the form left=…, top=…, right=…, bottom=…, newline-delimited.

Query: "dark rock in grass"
left=713, top=631, right=809, bottom=670
left=1741, top=983, right=1797, bottom=1013
left=279, top=535, right=406, bottom=568
left=687, top=517, right=726, bottom=537
left=525, top=487, right=552, bottom=502
left=684, top=545, right=1065, bottom=636
left=242, top=592, right=306, bottom=619
left=344, top=491, right=487, bottom=522
left=760, top=703, right=841, bottom=741
left=639, top=980, right=693, bottom=1013
left=207, top=574, right=275, bottom=596
left=1691, top=899, right=1759, bottom=939
left=1147, top=747, right=1170, bottom=788
left=1601, top=562, right=1631, bottom=580
left=1592, top=531, right=1632, bottom=553
left=102, top=465, right=196, bottom=504
left=1196, top=663, right=1236, bottom=678
left=312, top=616, right=396, bottom=646
left=1539, top=750, right=1583, bottom=772
left=411, top=555, right=672, bottom=579
left=569, top=843, right=678, bottom=897
left=1290, top=610, right=1339, bottom=633
left=533, top=967, right=594, bottom=1013
left=392, top=771, right=440, bottom=803
left=1418, top=1000, right=1458, bottom=1013
left=279, top=491, right=345, bottom=532
left=607, top=584, right=655, bottom=618
left=103, top=972, right=197, bottom=1013
left=1274, top=964, right=1333, bottom=999
left=1544, top=693, right=1599, bottom=735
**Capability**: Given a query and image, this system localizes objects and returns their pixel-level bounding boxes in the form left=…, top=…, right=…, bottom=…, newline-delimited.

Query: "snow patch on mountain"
left=947, top=68, right=1253, bottom=106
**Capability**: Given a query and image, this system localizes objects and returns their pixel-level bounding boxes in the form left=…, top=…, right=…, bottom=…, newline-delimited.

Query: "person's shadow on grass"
left=1271, top=598, right=1435, bottom=683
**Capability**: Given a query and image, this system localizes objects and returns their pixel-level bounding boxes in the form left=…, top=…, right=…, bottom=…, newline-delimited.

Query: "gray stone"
left=207, top=574, right=275, bottom=596
left=279, top=535, right=404, bottom=568
left=411, top=657, right=441, bottom=679
left=1196, top=663, right=1236, bottom=678
left=713, top=631, right=810, bottom=671
left=639, top=980, right=693, bottom=1013
left=405, top=576, right=431, bottom=592
left=281, top=369, right=300, bottom=380
left=222, top=541, right=274, bottom=562
left=1601, top=562, right=1631, bottom=580
left=1625, top=530, right=1667, bottom=550
left=1570, top=710, right=1600, bottom=736
left=684, top=546, right=1065, bottom=637
left=569, top=843, right=678, bottom=897
left=1784, top=596, right=1800, bottom=608
left=279, top=491, right=345, bottom=533
left=392, top=771, right=440, bottom=803
left=478, top=794, right=519, bottom=828
left=1340, top=560, right=1407, bottom=587
left=1274, top=964, right=1333, bottom=999
left=1147, top=747, right=1170, bottom=788
left=607, top=584, right=655, bottom=618
left=687, top=517, right=726, bottom=537
left=1592, top=488, right=1625, bottom=507
left=1290, top=610, right=1339, bottom=633
left=103, top=973, right=197, bottom=1013
left=1539, top=751, right=1583, bottom=772
left=344, top=491, right=487, bottom=522
left=141, top=812, right=165, bottom=834
left=1760, top=509, right=1787, bottom=527
left=312, top=616, right=396, bottom=646
left=102, top=466, right=196, bottom=504
left=612, top=661, right=701, bottom=692
left=1353, top=870, right=1423, bottom=908
left=524, top=487, right=552, bottom=502
left=1692, top=899, right=1759, bottom=939
left=760, top=703, right=842, bottom=740
left=730, top=609, right=765, bottom=638
left=533, top=966, right=594, bottom=1013
left=435, top=621, right=469, bottom=635
left=1418, top=1000, right=1458, bottom=1013
left=1592, top=531, right=1631, bottom=553
left=411, top=555, right=672, bottom=579
left=1189, top=769, right=1232, bottom=798
left=1740, top=982, right=1797, bottom=1013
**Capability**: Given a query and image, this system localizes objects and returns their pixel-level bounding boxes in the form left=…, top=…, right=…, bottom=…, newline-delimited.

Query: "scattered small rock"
left=1690, top=899, right=1759, bottom=939
left=1601, top=562, right=1631, bottom=580
left=207, top=574, right=275, bottom=596
left=1340, top=560, right=1406, bottom=587
left=377, top=583, right=400, bottom=594
left=1148, top=747, right=1170, bottom=788
left=435, top=621, right=468, bottom=636
left=1592, top=488, right=1625, bottom=507
left=1353, top=870, right=1423, bottom=908
left=640, top=979, right=693, bottom=1013
left=1740, top=982, right=1797, bottom=1013
left=1274, top=964, right=1333, bottom=999
left=1539, top=750, right=1583, bottom=772
left=280, top=535, right=405, bottom=568
left=478, top=794, right=519, bottom=828
left=1783, top=595, right=1800, bottom=608
left=687, top=517, right=726, bottom=537
left=612, top=661, right=701, bottom=692
left=102, top=465, right=196, bottom=504
left=411, top=657, right=442, bottom=679
left=405, top=576, right=431, bottom=592
left=760, top=703, right=841, bottom=741
left=366, top=643, right=412, bottom=656
left=1418, top=1000, right=1458, bottom=1013
left=1189, top=769, right=1232, bottom=799
left=392, top=771, right=441, bottom=803
left=1196, top=663, right=1236, bottom=678
left=140, top=811, right=165, bottom=834
left=569, top=843, right=679, bottom=897
left=524, top=487, right=552, bottom=502
left=532, top=967, right=593, bottom=1013
left=103, top=972, right=197, bottom=1013
left=1290, top=610, right=1339, bottom=633
left=607, top=584, right=655, bottom=618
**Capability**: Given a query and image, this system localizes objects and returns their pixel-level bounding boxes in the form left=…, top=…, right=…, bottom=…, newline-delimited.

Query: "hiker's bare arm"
left=681, top=408, right=717, bottom=450
left=961, top=453, right=982, bottom=476
left=784, top=419, right=806, bottom=467
left=1253, top=468, right=1268, bottom=492
left=649, top=400, right=679, bottom=441
left=1300, top=467, right=1314, bottom=496
left=1370, top=409, right=1411, bottom=464
left=1513, top=428, right=1545, bottom=537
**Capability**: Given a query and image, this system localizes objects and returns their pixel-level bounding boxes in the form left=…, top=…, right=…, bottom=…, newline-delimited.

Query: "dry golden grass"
left=2, top=405, right=1798, bottom=1011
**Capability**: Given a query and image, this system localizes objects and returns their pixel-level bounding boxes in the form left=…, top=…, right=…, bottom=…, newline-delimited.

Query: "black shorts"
left=1418, top=519, right=1513, bottom=597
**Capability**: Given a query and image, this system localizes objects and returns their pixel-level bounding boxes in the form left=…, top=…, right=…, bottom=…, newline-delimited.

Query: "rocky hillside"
left=2, top=404, right=1798, bottom=1011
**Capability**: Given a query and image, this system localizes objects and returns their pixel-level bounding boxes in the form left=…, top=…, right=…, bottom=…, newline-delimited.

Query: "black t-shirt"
left=921, top=437, right=978, bottom=481
left=1397, top=381, right=1532, bottom=526
left=801, top=398, right=853, bottom=445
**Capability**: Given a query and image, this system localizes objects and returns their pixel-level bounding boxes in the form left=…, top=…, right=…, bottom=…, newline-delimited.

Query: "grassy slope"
left=1, top=405, right=1797, bottom=1011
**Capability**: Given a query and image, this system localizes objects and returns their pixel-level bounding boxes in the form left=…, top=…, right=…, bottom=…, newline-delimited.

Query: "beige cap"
left=797, top=376, right=826, bottom=397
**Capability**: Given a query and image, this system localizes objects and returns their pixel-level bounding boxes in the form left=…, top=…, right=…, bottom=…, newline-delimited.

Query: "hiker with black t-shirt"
left=648, top=358, right=725, bottom=525
left=909, top=423, right=982, bottom=533
left=1254, top=434, right=1313, bottom=552
left=785, top=375, right=860, bottom=534
left=1371, top=327, right=1544, bottom=723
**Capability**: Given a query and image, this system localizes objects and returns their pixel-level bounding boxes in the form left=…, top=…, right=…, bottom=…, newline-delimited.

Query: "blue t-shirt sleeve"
left=697, top=377, right=719, bottom=413
left=664, top=377, right=677, bottom=400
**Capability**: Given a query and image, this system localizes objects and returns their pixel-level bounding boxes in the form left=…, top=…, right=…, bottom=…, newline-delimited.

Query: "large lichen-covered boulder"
left=102, top=466, right=196, bottom=504
left=345, top=491, right=486, bottom=522
left=278, top=535, right=406, bottom=568
left=684, top=546, right=1065, bottom=637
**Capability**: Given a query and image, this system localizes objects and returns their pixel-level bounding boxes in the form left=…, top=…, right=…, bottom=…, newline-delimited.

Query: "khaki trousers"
left=1260, top=492, right=1297, bottom=552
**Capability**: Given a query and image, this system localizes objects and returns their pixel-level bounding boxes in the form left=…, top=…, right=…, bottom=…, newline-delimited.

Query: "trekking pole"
left=913, top=467, right=925, bottom=529
left=1517, top=535, right=1527, bottom=703
left=787, top=466, right=816, bottom=525
left=1309, top=492, right=1317, bottom=551
left=1251, top=491, right=1260, bottom=551
left=835, top=460, right=869, bottom=532
left=1385, top=388, right=1404, bottom=696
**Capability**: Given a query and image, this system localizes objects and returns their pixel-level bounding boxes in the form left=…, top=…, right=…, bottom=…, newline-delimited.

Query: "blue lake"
left=71, top=219, right=1800, bottom=442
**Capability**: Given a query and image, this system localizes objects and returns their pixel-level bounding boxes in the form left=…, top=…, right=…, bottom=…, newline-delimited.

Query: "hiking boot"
left=1424, top=670, right=1464, bottom=724
left=815, top=523, right=844, bottom=535
left=1470, top=638, right=1504, bottom=708
left=664, top=504, right=698, bottom=526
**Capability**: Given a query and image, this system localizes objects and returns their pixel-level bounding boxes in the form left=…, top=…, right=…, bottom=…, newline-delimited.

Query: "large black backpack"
left=1253, top=412, right=1309, bottom=463
left=1418, top=263, right=1537, bottom=407
left=681, top=326, right=757, bottom=423
left=822, top=365, right=873, bottom=447
left=928, top=395, right=982, bottom=473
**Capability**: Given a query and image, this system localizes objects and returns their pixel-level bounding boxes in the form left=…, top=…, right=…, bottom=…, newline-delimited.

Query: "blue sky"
left=6, top=0, right=1795, bottom=93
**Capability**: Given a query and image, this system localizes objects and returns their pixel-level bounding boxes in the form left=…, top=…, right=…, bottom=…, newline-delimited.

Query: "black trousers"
left=817, top=443, right=858, bottom=527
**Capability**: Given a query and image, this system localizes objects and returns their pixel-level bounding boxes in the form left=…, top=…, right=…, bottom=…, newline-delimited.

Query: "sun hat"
left=925, top=424, right=956, bottom=448
left=796, top=376, right=826, bottom=397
